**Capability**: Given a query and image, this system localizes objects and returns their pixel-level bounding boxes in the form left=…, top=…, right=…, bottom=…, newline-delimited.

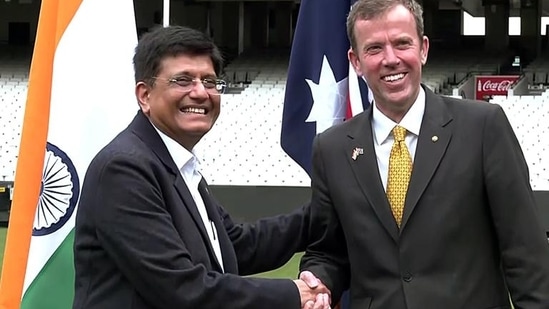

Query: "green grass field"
left=0, top=227, right=301, bottom=279
left=0, top=227, right=6, bottom=277
left=253, top=252, right=303, bottom=279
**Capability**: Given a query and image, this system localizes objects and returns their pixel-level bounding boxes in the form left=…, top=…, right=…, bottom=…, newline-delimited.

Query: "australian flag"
left=281, top=0, right=371, bottom=177
left=281, top=0, right=371, bottom=308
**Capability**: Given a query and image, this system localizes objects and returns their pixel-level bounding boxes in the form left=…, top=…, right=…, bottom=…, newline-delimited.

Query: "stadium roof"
left=431, top=0, right=548, bottom=17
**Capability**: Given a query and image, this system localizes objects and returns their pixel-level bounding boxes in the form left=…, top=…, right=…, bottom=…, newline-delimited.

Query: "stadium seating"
left=0, top=48, right=548, bottom=189
left=0, top=47, right=29, bottom=181
left=490, top=90, right=549, bottom=190
left=523, top=53, right=549, bottom=87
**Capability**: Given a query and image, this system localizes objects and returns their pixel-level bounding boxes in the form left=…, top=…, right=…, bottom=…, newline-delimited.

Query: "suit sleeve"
left=299, top=135, right=350, bottom=303
left=220, top=202, right=313, bottom=276
left=482, top=104, right=549, bottom=308
left=91, top=154, right=301, bottom=309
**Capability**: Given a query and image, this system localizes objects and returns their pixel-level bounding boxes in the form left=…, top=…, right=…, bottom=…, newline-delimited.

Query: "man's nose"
left=188, top=81, right=210, bottom=99
left=382, top=47, right=400, bottom=67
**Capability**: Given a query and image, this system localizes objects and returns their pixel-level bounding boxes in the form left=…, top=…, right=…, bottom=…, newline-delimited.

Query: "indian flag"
left=0, top=0, right=137, bottom=308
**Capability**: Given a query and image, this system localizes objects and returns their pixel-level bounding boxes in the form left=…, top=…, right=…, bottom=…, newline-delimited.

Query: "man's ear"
left=420, top=35, right=429, bottom=65
left=348, top=48, right=363, bottom=76
left=136, top=81, right=151, bottom=115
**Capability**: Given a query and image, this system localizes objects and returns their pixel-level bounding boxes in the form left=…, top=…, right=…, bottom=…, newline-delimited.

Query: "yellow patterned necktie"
left=386, top=125, right=412, bottom=227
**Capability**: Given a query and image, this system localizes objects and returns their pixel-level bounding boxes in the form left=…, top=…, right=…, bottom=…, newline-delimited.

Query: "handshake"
left=293, top=271, right=332, bottom=309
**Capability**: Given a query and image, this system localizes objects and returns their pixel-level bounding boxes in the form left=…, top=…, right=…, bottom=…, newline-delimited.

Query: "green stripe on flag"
left=22, top=230, right=75, bottom=309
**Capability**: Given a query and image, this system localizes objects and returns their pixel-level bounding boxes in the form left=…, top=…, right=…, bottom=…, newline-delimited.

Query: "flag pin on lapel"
left=352, top=147, right=364, bottom=160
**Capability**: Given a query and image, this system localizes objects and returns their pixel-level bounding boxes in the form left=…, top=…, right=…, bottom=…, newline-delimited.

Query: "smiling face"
left=136, top=54, right=220, bottom=150
left=348, top=4, right=428, bottom=122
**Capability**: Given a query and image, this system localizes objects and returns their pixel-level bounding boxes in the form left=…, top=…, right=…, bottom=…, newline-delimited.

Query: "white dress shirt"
left=371, top=87, right=426, bottom=191
left=153, top=125, right=224, bottom=272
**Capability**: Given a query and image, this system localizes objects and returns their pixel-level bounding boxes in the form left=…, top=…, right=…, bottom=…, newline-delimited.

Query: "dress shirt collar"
left=151, top=122, right=200, bottom=174
left=372, top=86, right=425, bottom=145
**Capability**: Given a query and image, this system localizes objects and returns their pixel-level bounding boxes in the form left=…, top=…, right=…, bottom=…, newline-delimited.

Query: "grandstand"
left=0, top=46, right=29, bottom=182
left=0, top=0, right=548, bottom=227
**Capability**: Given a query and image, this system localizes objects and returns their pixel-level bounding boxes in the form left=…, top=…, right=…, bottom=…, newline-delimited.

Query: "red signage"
left=475, top=75, right=519, bottom=100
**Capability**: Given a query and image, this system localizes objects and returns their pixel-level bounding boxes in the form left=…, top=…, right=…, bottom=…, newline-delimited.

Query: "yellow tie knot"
left=393, top=125, right=407, bottom=142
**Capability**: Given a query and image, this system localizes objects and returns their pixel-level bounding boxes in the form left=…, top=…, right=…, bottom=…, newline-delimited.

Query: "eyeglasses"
left=152, top=75, right=227, bottom=95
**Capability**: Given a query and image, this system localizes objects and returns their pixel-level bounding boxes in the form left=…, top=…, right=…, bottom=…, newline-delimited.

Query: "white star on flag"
left=305, top=55, right=348, bottom=134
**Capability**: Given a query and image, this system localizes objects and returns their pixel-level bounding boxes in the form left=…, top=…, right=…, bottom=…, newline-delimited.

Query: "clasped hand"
left=293, top=271, right=331, bottom=309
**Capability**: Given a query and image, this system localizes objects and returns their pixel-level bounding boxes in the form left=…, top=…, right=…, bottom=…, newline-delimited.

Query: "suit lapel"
left=346, top=110, right=399, bottom=242
left=400, top=88, right=453, bottom=231
left=129, top=111, right=226, bottom=272
left=172, top=177, right=223, bottom=271
left=198, top=181, right=238, bottom=274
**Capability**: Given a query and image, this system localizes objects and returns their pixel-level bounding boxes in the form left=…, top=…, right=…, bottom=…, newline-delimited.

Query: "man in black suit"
left=73, top=26, right=329, bottom=309
left=299, top=0, right=549, bottom=308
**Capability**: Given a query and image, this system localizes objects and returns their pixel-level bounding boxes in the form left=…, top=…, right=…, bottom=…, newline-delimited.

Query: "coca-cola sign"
left=475, top=75, right=519, bottom=101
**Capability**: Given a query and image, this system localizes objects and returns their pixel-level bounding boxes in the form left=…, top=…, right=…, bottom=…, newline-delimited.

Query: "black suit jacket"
left=301, top=87, right=549, bottom=309
left=73, top=111, right=310, bottom=309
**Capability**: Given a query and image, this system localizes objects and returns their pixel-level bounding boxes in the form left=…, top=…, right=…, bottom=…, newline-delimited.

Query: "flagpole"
left=163, top=0, right=170, bottom=27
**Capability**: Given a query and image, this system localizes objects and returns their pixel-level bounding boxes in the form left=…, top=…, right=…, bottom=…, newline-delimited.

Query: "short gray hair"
left=346, top=0, right=425, bottom=50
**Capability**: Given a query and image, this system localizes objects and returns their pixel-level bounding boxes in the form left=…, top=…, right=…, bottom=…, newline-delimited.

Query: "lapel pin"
left=352, top=147, right=364, bottom=160
left=431, top=136, right=439, bottom=142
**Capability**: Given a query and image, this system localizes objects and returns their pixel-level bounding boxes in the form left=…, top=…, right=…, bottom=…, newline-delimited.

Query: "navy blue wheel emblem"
left=32, top=142, right=80, bottom=236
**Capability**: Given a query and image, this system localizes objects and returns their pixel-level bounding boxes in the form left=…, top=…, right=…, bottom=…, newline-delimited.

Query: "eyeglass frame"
left=150, top=75, right=227, bottom=95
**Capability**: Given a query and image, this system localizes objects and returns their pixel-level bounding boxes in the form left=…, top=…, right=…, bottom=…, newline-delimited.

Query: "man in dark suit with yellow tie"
left=299, top=0, right=549, bottom=308
left=72, top=26, right=330, bottom=309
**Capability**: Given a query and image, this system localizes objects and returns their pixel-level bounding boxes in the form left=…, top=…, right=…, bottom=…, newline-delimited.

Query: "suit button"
left=403, top=273, right=413, bottom=282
